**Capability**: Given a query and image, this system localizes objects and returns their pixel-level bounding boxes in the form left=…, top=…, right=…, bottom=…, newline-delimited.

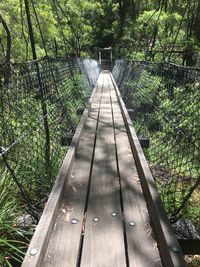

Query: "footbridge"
left=1, top=57, right=199, bottom=266
left=22, top=70, right=186, bottom=267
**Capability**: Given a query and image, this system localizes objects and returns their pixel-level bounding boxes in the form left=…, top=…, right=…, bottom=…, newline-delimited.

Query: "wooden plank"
left=80, top=73, right=126, bottom=267
left=43, top=110, right=100, bottom=267
left=22, top=76, right=101, bottom=267
left=42, top=79, right=103, bottom=267
left=110, top=73, right=187, bottom=267
left=110, top=88, right=161, bottom=266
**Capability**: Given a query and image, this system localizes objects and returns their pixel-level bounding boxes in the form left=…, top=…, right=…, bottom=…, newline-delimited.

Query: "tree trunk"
left=118, top=0, right=126, bottom=37
left=24, top=0, right=51, bottom=182
left=24, top=0, right=37, bottom=60
left=193, top=0, right=200, bottom=42
left=0, top=14, right=11, bottom=64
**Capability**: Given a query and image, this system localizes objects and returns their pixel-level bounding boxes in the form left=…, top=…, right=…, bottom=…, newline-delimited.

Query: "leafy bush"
left=0, top=175, right=34, bottom=266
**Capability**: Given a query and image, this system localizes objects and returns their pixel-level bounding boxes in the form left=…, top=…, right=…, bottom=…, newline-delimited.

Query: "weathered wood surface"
left=110, top=73, right=187, bottom=267
left=21, top=80, right=99, bottom=267
left=110, top=88, right=162, bottom=267
left=22, top=71, right=186, bottom=267
left=42, top=84, right=102, bottom=267
left=80, top=74, right=126, bottom=267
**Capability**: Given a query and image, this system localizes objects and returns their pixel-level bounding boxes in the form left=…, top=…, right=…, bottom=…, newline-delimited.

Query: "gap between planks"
left=80, top=73, right=126, bottom=267
left=42, top=80, right=103, bottom=267
left=109, top=83, right=162, bottom=267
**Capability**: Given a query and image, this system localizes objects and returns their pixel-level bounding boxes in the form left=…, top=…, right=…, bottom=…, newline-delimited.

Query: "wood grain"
left=22, top=76, right=101, bottom=267
left=80, top=73, right=126, bottom=267
left=110, top=88, right=162, bottom=267
left=42, top=87, right=102, bottom=266
left=110, top=73, right=187, bottom=267
left=22, top=71, right=186, bottom=267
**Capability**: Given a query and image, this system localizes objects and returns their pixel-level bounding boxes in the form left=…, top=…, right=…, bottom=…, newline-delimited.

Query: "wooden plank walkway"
left=22, top=72, right=186, bottom=267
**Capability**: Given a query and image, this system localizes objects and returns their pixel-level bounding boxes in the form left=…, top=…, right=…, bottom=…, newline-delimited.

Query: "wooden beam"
left=42, top=93, right=102, bottom=267
left=110, top=73, right=187, bottom=267
left=22, top=76, right=100, bottom=267
left=110, top=89, right=161, bottom=266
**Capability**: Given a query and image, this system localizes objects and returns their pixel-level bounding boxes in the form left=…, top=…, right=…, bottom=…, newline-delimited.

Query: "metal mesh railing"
left=0, top=57, right=100, bottom=218
left=113, top=59, right=200, bottom=239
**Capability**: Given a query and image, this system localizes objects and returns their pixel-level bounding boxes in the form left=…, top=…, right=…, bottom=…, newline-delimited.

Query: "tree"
left=0, top=0, right=200, bottom=63
left=0, top=13, right=11, bottom=64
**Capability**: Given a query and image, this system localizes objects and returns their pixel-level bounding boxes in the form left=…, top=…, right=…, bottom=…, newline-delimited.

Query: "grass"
left=0, top=175, right=34, bottom=266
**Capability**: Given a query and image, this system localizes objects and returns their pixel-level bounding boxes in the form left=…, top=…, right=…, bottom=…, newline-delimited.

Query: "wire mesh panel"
left=113, top=60, right=200, bottom=239
left=77, top=58, right=101, bottom=89
left=0, top=57, right=100, bottom=215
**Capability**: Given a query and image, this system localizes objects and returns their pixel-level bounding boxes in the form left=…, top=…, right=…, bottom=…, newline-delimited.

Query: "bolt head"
left=129, top=222, right=135, bottom=226
left=112, top=212, right=117, bottom=217
left=30, top=248, right=38, bottom=256
left=71, top=219, right=79, bottom=224
left=93, top=217, right=99, bottom=222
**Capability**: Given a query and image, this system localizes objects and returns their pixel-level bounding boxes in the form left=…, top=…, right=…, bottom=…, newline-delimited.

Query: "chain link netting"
left=0, top=57, right=100, bottom=217
left=113, top=59, right=200, bottom=239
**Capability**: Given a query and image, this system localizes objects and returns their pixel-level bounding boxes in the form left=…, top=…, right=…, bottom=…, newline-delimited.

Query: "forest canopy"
left=0, top=0, right=200, bottom=65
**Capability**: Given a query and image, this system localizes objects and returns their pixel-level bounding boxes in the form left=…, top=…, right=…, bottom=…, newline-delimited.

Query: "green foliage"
left=0, top=176, right=33, bottom=266
left=1, top=0, right=200, bottom=63
left=0, top=0, right=118, bottom=61
left=125, top=67, right=200, bottom=229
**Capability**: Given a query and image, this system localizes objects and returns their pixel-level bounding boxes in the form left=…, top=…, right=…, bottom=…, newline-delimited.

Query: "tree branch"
left=170, top=177, right=200, bottom=223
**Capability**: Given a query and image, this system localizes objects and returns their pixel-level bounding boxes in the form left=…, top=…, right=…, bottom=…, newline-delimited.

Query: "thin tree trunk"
left=24, top=0, right=37, bottom=60
left=118, top=0, right=126, bottom=37
left=193, top=0, right=200, bottom=42
left=0, top=13, right=11, bottom=64
left=0, top=39, right=6, bottom=58
left=24, top=0, right=51, bottom=184
left=20, top=0, right=29, bottom=61
left=54, top=0, right=81, bottom=56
